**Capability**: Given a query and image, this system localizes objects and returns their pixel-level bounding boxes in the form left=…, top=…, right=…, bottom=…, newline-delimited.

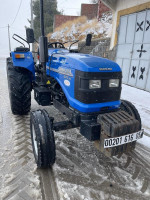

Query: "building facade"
left=102, top=0, right=150, bottom=92
left=54, top=2, right=110, bottom=30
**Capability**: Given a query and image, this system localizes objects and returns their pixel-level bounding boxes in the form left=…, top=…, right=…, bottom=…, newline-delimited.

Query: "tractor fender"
left=11, top=51, right=35, bottom=79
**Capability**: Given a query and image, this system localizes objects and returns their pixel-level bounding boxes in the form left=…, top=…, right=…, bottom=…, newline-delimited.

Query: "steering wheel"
left=48, top=42, right=65, bottom=49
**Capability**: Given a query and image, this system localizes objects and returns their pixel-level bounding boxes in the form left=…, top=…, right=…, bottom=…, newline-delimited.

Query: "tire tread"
left=7, top=58, right=31, bottom=115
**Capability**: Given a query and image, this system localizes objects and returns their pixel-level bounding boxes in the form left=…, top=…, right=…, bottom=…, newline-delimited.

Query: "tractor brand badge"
left=58, top=67, right=73, bottom=76
left=64, top=80, right=70, bottom=87
left=50, top=67, right=73, bottom=77
left=99, top=68, right=112, bottom=71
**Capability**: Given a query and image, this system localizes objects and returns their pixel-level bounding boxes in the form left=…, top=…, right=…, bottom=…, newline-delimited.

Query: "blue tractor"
left=6, top=0, right=144, bottom=168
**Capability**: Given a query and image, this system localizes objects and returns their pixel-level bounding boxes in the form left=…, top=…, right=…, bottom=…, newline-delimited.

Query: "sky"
left=0, top=0, right=91, bottom=57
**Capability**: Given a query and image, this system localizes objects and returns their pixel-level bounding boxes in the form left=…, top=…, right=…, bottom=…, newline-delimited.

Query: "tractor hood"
left=48, top=48, right=121, bottom=73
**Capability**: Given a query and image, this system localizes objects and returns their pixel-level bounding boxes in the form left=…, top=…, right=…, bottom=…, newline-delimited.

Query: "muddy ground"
left=0, top=59, right=150, bottom=200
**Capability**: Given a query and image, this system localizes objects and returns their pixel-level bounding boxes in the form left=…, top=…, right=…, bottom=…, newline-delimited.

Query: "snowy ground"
left=0, top=58, right=42, bottom=200
left=0, top=58, right=150, bottom=200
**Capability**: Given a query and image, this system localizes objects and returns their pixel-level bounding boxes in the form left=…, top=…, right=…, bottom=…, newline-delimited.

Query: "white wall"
left=110, top=0, right=150, bottom=49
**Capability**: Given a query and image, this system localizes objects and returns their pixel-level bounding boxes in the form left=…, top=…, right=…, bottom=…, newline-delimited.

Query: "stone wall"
left=78, top=38, right=116, bottom=61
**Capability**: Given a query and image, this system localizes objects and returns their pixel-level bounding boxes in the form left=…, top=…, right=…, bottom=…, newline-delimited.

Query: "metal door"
left=116, top=10, right=150, bottom=92
left=116, top=13, right=136, bottom=84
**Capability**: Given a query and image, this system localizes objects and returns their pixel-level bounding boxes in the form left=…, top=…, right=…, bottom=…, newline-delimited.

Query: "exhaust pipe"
left=39, top=0, right=48, bottom=67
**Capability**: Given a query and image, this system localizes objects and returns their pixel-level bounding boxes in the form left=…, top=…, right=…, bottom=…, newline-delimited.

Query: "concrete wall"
left=79, top=39, right=101, bottom=54
left=110, top=0, right=150, bottom=49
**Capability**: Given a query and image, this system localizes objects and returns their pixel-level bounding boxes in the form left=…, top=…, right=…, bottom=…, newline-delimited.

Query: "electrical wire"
left=0, top=26, right=7, bottom=29
left=0, top=0, right=23, bottom=29
left=10, top=0, right=23, bottom=26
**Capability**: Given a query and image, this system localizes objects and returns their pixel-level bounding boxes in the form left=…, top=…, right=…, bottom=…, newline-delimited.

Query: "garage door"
left=116, top=10, right=150, bottom=92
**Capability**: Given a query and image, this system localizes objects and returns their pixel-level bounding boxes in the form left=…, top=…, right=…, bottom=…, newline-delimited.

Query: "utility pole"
left=31, top=0, right=34, bottom=52
left=8, top=24, right=11, bottom=52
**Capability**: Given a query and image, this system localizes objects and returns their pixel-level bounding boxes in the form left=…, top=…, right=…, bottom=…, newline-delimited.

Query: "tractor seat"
left=14, top=46, right=30, bottom=52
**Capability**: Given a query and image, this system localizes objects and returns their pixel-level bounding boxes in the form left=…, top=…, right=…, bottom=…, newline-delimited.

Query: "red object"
left=54, top=15, right=79, bottom=30
left=81, top=4, right=98, bottom=20
left=97, top=0, right=110, bottom=20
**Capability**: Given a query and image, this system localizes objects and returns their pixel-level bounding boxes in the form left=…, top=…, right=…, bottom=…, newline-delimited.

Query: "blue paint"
left=11, top=47, right=122, bottom=113
left=46, top=48, right=122, bottom=113
left=47, top=49, right=121, bottom=72
left=11, top=51, right=35, bottom=78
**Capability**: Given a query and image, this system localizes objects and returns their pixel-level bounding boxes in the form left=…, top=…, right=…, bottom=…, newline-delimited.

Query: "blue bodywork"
left=11, top=51, right=35, bottom=78
left=11, top=48, right=122, bottom=113
left=46, top=49, right=121, bottom=113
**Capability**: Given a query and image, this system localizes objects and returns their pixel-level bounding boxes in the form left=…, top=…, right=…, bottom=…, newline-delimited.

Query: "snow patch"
left=49, top=13, right=112, bottom=44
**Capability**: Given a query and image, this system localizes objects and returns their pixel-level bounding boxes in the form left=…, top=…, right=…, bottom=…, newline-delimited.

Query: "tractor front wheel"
left=30, top=109, right=56, bottom=168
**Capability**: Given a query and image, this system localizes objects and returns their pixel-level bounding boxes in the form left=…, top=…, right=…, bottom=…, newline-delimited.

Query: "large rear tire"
left=7, top=58, right=31, bottom=115
left=120, top=100, right=142, bottom=150
left=120, top=100, right=141, bottom=129
left=30, top=109, right=56, bottom=168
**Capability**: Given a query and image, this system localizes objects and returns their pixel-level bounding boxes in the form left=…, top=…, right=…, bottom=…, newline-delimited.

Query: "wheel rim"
left=32, top=124, right=38, bottom=157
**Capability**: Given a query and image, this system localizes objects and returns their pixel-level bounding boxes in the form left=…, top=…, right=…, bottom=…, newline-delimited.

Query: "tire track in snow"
left=0, top=63, right=43, bottom=200
left=0, top=115, right=43, bottom=200
left=1, top=59, right=150, bottom=200
left=38, top=168, right=59, bottom=200
left=44, top=110, right=150, bottom=200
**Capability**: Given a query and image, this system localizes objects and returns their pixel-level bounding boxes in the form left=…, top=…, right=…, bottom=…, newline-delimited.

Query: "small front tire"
left=30, top=109, right=56, bottom=168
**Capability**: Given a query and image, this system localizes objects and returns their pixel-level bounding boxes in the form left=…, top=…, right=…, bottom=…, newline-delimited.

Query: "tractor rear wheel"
left=120, top=100, right=141, bottom=129
left=30, top=109, right=56, bottom=168
left=120, top=100, right=142, bottom=150
left=7, top=58, right=31, bottom=115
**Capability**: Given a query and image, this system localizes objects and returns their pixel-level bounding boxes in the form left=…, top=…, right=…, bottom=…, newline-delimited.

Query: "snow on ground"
left=121, top=84, right=150, bottom=148
left=0, top=59, right=150, bottom=199
left=0, top=60, right=42, bottom=200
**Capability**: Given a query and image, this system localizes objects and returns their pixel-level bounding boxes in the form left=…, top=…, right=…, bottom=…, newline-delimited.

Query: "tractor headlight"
left=109, top=79, right=119, bottom=87
left=89, top=80, right=101, bottom=89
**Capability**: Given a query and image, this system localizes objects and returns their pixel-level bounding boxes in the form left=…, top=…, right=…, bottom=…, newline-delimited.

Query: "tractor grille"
left=75, top=70, right=122, bottom=104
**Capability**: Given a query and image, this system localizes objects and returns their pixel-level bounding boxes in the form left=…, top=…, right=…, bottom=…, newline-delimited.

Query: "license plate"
left=104, top=129, right=144, bottom=148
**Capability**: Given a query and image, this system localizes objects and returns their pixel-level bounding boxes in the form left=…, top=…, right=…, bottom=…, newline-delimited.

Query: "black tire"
left=120, top=100, right=141, bottom=152
left=120, top=100, right=141, bottom=129
left=7, top=58, right=31, bottom=115
left=30, top=109, right=56, bottom=168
